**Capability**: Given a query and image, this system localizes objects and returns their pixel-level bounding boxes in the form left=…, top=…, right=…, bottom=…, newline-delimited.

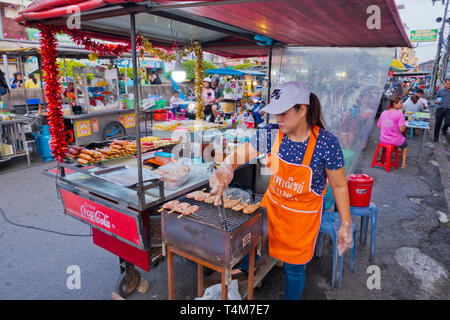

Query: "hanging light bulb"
left=171, top=52, right=186, bottom=83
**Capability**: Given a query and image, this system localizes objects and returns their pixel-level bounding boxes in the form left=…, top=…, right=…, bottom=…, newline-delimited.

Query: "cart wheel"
left=116, top=267, right=141, bottom=298
left=103, top=121, right=125, bottom=140
left=65, top=129, right=75, bottom=143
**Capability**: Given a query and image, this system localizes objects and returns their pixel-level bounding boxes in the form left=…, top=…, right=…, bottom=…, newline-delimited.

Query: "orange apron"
left=261, top=126, right=327, bottom=264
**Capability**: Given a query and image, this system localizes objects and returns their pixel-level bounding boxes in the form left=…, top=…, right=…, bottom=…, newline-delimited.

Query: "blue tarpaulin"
left=205, top=68, right=244, bottom=76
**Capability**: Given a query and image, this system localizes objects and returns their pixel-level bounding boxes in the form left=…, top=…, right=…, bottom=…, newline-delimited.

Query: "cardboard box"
left=221, top=102, right=235, bottom=113
left=0, top=144, right=13, bottom=156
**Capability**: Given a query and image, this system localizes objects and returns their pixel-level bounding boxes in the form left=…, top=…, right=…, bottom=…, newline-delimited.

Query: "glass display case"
left=72, top=66, right=121, bottom=114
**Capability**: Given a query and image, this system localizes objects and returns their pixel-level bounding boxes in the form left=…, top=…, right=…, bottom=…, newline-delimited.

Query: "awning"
left=0, top=40, right=39, bottom=53
left=15, top=0, right=411, bottom=58
left=206, top=68, right=244, bottom=76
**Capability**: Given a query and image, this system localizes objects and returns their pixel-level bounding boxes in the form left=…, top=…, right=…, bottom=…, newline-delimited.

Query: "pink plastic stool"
left=165, top=109, right=176, bottom=121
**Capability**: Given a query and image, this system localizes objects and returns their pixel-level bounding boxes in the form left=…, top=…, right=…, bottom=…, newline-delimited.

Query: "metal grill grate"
left=163, top=196, right=259, bottom=232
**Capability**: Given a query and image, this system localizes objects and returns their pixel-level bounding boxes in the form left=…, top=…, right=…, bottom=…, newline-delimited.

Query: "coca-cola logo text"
left=80, top=202, right=111, bottom=229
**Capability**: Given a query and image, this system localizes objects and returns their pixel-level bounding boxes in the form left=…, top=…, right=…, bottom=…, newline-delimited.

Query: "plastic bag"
left=334, top=220, right=354, bottom=256
left=195, top=280, right=241, bottom=300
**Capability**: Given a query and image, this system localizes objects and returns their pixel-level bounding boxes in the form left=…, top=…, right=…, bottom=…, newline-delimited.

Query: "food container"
left=154, top=152, right=173, bottom=164
left=156, top=162, right=191, bottom=189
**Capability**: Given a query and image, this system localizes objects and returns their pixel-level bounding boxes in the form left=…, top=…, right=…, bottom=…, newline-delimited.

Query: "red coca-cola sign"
left=60, top=189, right=142, bottom=248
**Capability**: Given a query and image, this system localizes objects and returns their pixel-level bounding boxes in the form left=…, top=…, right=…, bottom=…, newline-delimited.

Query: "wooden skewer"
left=177, top=214, right=184, bottom=219
left=226, top=195, right=232, bottom=199
left=201, top=188, right=207, bottom=191
left=244, top=199, right=250, bottom=203
left=157, top=208, right=164, bottom=213
left=168, top=209, right=175, bottom=214
left=256, top=202, right=261, bottom=206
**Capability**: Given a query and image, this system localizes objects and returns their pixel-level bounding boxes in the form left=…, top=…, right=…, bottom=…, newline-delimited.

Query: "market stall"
left=0, top=112, right=33, bottom=167
left=205, top=68, right=266, bottom=114
left=16, top=0, right=410, bottom=300
left=62, top=64, right=138, bottom=145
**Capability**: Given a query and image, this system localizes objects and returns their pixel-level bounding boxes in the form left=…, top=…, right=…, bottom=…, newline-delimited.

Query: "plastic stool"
left=371, top=143, right=400, bottom=172
left=316, top=212, right=356, bottom=288
left=350, top=203, right=377, bottom=262
left=166, top=109, right=176, bottom=121
left=176, top=109, right=186, bottom=120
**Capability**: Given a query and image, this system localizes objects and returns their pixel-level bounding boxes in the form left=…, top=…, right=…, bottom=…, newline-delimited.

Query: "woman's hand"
left=209, top=163, right=234, bottom=206
left=337, top=221, right=353, bottom=256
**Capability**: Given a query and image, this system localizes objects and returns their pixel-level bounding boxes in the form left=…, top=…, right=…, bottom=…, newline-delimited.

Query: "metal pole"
left=19, top=53, right=29, bottom=114
left=36, top=54, right=45, bottom=110
left=130, top=13, right=144, bottom=211
left=430, top=0, right=449, bottom=98
left=266, top=47, right=272, bottom=124
left=63, top=55, right=72, bottom=105
left=0, top=10, right=10, bottom=90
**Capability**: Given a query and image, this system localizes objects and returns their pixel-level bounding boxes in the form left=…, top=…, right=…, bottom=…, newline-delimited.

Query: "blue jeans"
left=283, top=262, right=306, bottom=300
left=239, top=256, right=306, bottom=300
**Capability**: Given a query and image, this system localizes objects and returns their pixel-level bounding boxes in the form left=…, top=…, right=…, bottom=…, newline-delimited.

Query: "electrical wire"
left=0, top=207, right=92, bottom=237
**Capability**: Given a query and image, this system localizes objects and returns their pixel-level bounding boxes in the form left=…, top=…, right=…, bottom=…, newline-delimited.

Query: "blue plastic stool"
left=316, top=211, right=356, bottom=289
left=350, top=203, right=378, bottom=262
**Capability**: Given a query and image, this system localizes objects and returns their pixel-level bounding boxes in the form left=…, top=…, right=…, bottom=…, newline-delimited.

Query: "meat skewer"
left=194, top=192, right=210, bottom=202
left=158, top=200, right=180, bottom=212
left=243, top=202, right=261, bottom=214
left=203, top=195, right=217, bottom=204
left=224, top=198, right=242, bottom=209
left=168, top=202, right=192, bottom=214
left=177, top=205, right=200, bottom=219
left=231, top=199, right=250, bottom=211
left=186, top=188, right=207, bottom=199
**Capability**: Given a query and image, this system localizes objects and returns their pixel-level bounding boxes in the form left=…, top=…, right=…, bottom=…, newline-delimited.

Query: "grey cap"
left=261, top=81, right=311, bottom=114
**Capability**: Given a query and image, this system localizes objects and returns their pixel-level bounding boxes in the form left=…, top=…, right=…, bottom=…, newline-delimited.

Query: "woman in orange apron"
left=210, top=81, right=353, bottom=300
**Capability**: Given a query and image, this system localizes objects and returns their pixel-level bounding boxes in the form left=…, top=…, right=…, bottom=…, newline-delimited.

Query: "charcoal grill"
left=162, top=195, right=263, bottom=300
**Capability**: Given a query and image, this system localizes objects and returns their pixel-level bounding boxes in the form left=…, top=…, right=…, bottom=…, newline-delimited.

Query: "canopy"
left=16, top=0, right=411, bottom=58
left=205, top=68, right=244, bottom=76
left=205, top=68, right=265, bottom=76
left=390, top=59, right=414, bottom=72
left=0, top=40, right=39, bottom=53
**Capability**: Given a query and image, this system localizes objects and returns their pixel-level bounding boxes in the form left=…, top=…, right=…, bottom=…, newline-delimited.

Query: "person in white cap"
left=209, top=81, right=352, bottom=300
left=202, top=77, right=218, bottom=121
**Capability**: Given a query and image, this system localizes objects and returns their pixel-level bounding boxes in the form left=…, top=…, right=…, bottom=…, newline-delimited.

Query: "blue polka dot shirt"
left=249, top=124, right=345, bottom=195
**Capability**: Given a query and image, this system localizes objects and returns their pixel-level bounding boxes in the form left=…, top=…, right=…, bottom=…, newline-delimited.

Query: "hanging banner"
left=410, top=29, right=438, bottom=42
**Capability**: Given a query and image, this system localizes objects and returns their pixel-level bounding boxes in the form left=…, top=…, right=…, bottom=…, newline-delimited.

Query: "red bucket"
left=348, top=174, right=374, bottom=207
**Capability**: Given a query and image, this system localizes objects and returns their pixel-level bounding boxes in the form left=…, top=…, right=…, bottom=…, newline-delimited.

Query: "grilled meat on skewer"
left=203, top=195, right=217, bottom=204
left=224, top=198, right=242, bottom=209
left=161, top=200, right=180, bottom=210
left=194, top=192, right=210, bottom=202
left=243, top=203, right=260, bottom=214
left=186, top=191, right=203, bottom=199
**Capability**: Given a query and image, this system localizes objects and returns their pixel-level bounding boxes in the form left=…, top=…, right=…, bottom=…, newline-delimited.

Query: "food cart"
left=63, top=65, right=137, bottom=145
left=17, top=0, right=410, bottom=300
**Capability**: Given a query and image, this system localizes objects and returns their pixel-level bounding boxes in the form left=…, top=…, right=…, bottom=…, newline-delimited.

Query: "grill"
left=165, top=196, right=258, bottom=232
left=161, top=193, right=263, bottom=283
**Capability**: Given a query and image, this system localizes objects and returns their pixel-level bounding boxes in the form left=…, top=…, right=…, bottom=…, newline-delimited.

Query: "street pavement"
left=0, top=120, right=448, bottom=300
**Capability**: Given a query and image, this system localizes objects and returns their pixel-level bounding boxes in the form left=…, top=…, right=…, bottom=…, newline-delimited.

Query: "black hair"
left=416, top=89, right=424, bottom=94
left=293, top=93, right=326, bottom=134
left=29, top=73, right=37, bottom=85
left=12, top=72, right=23, bottom=84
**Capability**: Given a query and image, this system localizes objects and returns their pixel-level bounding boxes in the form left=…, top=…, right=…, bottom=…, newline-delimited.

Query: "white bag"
left=195, top=280, right=242, bottom=300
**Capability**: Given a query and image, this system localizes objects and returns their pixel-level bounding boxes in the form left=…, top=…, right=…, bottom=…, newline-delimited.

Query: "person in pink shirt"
left=202, top=77, right=218, bottom=121
left=377, top=95, right=408, bottom=168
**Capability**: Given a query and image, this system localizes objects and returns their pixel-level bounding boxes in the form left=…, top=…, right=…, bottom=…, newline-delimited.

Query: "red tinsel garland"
left=38, top=25, right=140, bottom=162
left=38, top=25, right=67, bottom=162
